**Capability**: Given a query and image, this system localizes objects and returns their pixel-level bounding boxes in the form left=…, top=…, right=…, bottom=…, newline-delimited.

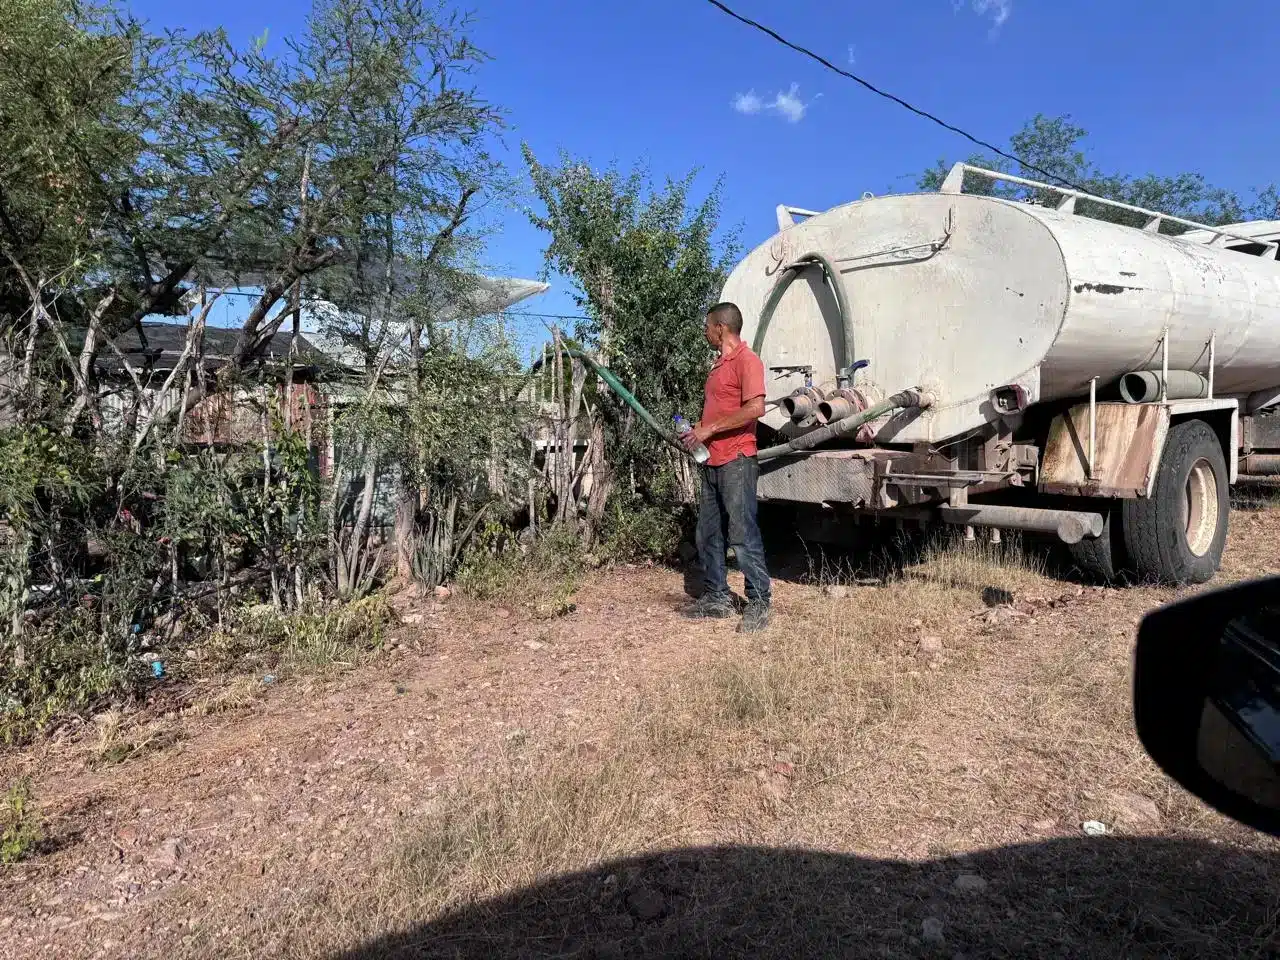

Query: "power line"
left=504, top=310, right=591, bottom=322
left=174, top=290, right=590, bottom=321
left=702, top=0, right=1090, bottom=194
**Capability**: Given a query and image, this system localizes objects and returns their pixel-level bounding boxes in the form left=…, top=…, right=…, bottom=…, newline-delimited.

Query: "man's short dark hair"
left=707, top=301, right=743, bottom=335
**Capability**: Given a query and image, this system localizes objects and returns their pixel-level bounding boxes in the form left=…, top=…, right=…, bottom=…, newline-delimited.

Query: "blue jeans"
left=697, top=454, right=772, bottom=605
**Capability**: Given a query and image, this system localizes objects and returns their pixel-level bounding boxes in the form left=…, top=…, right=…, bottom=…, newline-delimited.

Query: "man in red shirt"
left=681, top=301, right=772, bottom=632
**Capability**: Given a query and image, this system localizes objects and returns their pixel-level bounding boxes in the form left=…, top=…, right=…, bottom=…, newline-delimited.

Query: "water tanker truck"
left=721, top=163, right=1280, bottom=584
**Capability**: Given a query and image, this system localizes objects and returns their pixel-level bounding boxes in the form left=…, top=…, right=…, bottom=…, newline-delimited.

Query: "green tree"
left=0, top=0, right=515, bottom=730
left=523, top=147, right=738, bottom=533
left=918, top=113, right=1279, bottom=230
left=0, top=0, right=506, bottom=439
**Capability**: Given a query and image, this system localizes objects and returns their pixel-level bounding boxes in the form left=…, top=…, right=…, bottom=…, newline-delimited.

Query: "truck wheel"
left=1066, top=503, right=1131, bottom=584
left=1122, top=419, right=1229, bottom=584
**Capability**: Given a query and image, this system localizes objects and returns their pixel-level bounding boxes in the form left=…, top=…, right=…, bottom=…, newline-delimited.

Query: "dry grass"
left=186, top=674, right=269, bottom=718
left=259, top=533, right=1280, bottom=958
left=1233, top=479, right=1280, bottom=512
left=42, top=521, right=1279, bottom=959
left=90, top=708, right=186, bottom=767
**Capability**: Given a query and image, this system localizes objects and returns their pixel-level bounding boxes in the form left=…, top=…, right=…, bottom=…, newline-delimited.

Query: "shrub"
left=0, top=778, right=42, bottom=865
left=456, top=521, right=584, bottom=606
left=598, top=497, right=685, bottom=563
left=0, top=611, right=137, bottom=744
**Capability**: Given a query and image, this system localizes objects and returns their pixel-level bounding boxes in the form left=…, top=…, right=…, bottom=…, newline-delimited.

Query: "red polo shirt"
left=701, top=340, right=766, bottom=467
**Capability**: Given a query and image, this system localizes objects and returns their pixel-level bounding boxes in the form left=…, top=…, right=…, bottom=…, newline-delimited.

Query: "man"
left=681, top=301, right=772, bottom=632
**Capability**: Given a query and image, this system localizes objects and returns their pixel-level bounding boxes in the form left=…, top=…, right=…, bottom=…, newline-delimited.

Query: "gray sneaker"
left=738, top=600, right=772, bottom=633
left=683, top=594, right=734, bottom=620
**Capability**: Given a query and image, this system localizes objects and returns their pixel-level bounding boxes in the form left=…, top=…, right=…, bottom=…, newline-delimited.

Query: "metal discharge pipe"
left=938, top=505, right=1104, bottom=545
left=758, top=388, right=932, bottom=462
left=1119, top=370, right=1209, bottom=404
left=817, top=396, right=858, bottom=425
left=817, top=386, right=880, bottom=425
left=1240, top=454, right=1280, bottom=476
left=780, top=387, right=824, bottom=420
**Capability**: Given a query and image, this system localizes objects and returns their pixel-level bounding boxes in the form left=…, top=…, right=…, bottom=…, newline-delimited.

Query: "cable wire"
left=703, top=0, right=1090, bottom=193
left=192, top=292, right=590, bottom=322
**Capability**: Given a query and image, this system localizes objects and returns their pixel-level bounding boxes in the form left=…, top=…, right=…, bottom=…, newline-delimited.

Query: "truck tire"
left=1121, top=419, right=1229, bottom=584
left=1066, top=503, right=1131, bottom=584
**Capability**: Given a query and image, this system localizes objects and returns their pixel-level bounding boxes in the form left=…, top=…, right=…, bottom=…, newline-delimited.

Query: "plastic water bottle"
left=673, top=414, right=710, bottom=465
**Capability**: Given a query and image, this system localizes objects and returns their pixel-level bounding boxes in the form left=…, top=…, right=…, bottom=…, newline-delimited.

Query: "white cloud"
left=731, top=83, right=813, bottom=124
left=771, top=83, right=807, bottom=123
left=847, top=44, right=857, bottom=66
left=732, top=90, right=764, bottom=115
left=956, top=0, right=1012, bottom=28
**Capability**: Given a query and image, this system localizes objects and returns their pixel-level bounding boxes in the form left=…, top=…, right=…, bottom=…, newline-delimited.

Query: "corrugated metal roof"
left=300, top=275, right=549, bottom=367
left=96, top=322, right=326, bottom=376
left=191, top=264, right=549, bottom=321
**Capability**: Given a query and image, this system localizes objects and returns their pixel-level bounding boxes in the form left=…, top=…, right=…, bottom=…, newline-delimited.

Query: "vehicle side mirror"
left=1134, top=575, right=1280, bottom=836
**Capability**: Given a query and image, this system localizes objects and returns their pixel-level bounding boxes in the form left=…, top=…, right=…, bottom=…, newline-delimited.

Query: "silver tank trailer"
left=722, top=169, right=1280, bottom=446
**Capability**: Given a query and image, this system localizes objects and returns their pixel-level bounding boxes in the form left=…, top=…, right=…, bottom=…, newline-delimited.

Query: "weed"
left=189, top=675, right=267, bottom=718
left=454, top=549, right=523, bottom=601
left=530, top=523, right=586, bottom=579
left=907, top=529, right=1047, bottom=593
left=0, top=611, right=137, bottom=744
left=598, top=498, right=685, bottom=563
left=1233, top=479, right=1280, bottom=512
left=1, top=778, right=42, bottom=865
left=457, top=521, right=585, bottom=613
left=205, top=594, right=396, bottom=674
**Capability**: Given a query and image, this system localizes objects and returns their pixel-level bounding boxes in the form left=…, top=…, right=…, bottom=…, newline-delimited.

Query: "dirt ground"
left=4, top=502, right=1280, bottom=959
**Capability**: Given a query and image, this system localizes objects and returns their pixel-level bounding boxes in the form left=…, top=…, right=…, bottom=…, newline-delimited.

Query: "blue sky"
left=129, top=0, right=1280, bottom=352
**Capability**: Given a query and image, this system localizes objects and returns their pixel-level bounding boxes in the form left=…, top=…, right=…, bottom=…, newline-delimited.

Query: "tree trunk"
left=584, top=416, right=614, bottom=549
left=394, top=480, right=416, bottom=584
left=349, top=448, right=379, bottom=572
left=61, top=289, right=116, bottom=435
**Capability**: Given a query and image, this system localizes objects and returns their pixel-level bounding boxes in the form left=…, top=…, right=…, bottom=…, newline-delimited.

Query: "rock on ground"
left=922, top=916, right=946, bottom=946
left=1108, top=790, right=1162, bottom=829
left=952, top=873, right=988, bottom=895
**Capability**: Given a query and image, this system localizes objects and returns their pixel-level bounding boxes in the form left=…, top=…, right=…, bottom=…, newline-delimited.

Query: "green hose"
left=751, top=252, right=854, bottom=369
left=559, top=347, right=687, bottom=455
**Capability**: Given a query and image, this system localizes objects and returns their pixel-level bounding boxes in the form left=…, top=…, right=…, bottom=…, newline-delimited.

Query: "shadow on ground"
left=330, top=837, right=1279, bottom=959
left=1233, top=479, right=1280, bottom=512
left=679, top=519, right=1066, bottom=598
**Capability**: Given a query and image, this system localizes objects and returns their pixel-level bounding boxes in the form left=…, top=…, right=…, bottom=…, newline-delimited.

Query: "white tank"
left=722, top=190, right=1280, bottom=444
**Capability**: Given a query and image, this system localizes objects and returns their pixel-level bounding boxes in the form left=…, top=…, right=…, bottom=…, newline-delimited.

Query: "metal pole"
left=1088, top=377, right=1098, bottom=481
left=1208, top=333, right=1216, bottom=400
left=1161, top=328, right=1170, bottom=402
left=938, top=505, right=1105, bottom=545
